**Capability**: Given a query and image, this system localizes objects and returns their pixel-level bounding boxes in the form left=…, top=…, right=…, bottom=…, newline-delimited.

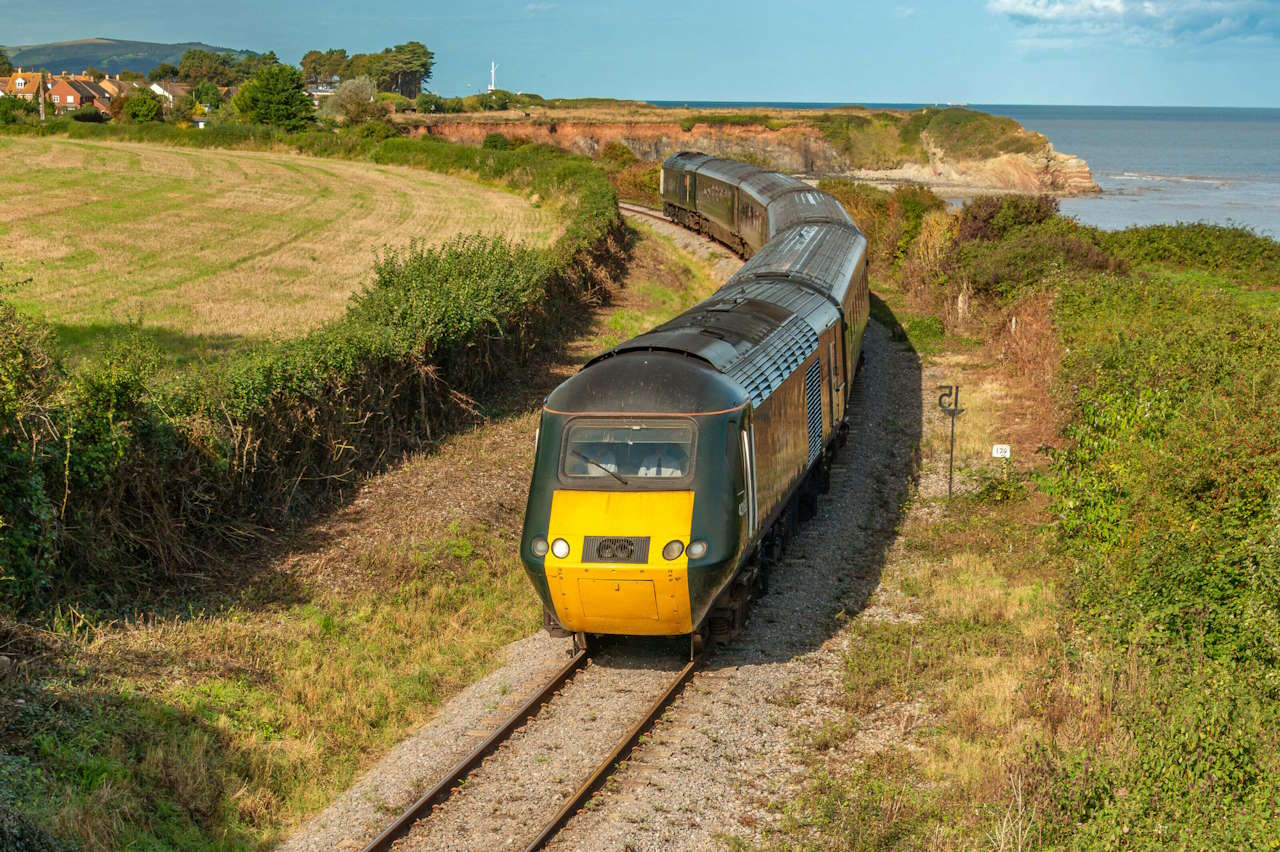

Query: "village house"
left=149, top=80, right=191, bottom=105
left=97, top=76, right=138, bottom=99
left=3, top=69, right=41, bottom=101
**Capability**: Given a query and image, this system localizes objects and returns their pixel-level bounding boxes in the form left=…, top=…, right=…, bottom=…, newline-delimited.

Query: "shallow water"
left=978, top=105, right=1280, bottom=238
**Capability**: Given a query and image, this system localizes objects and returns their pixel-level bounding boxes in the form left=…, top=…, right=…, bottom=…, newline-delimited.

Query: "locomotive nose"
left=540, top=489, right=695, bottom=635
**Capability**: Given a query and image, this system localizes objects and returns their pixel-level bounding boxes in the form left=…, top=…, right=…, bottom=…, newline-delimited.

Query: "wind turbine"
left=488, top=61, right=498, bottom=92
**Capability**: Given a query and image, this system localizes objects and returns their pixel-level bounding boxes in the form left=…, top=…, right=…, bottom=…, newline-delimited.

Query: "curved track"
left=295, top=199, right=920, bottom=852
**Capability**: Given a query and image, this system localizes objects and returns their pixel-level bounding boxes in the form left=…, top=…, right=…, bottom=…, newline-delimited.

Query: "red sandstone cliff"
left=410, top=114, right=1099, bottom=197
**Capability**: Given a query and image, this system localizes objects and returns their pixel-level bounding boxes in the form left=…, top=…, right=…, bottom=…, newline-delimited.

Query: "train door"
left=828, top=337, right=844, bottom=426
left=741, top=422, right=758, bottom=541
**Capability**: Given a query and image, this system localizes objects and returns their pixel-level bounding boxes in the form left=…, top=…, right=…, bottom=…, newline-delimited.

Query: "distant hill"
left=3, top=38, right=250, bottom=75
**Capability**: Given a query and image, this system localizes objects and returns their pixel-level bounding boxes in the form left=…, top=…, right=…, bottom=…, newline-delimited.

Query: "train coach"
left=520, top=153, right=869, bottom=645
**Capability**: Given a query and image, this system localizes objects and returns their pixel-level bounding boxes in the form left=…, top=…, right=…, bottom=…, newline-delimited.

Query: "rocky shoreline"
left=407, top=109, right=1100, bottom=197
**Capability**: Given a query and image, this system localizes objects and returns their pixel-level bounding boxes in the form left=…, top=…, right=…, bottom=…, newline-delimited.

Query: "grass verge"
left=0, top=224, right=723, bottom=849
left=762, top=191, right=1280, bottom=847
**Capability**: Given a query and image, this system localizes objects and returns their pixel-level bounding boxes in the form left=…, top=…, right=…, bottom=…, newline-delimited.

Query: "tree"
left=340, top=42, right=434, bottom=96
left=234, top=51, right=279, bottom=83
left=191, top=80, right=223, bottom=107
left=148, top=63, right=179, bottom=82
left=0, top=49, right=15, bottom=76
left=172, top=93, right=197, bottom=122
left=83, top=66, right=106, bottom=81
left=301, top=48, right=348, bottom=84
left=0, top=96, right=38, bottom=126
left=383, top=41, right=434, bottom=98
left=178, top=49, right=235, bottom=86
left=118, top=70, right=146, bottom=82
left=341, top=52, right=388, bottom=87
left=233, top=63, right=313, bottom=130
left=122, top=89, right=164, bottom=122
left=320, top=76, right=384, bottom=124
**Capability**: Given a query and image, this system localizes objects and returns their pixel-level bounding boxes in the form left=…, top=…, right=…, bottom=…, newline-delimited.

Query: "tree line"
left=300, top=43, right=434, bottom=98
left=0, top=40, right=456, bottom=130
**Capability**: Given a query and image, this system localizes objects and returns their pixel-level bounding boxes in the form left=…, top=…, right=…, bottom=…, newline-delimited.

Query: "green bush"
left=954, top=194, right=1058, bottom=243
left=0, top=97, right=39, bottom=125
left=818, top=179, right=945, bottom=267
left=415, top=92, right=457, bottom=113
left=377, top=92, right=414, bottom=113
left=598, top=141, right=637, bottom=170
left=481, top=132, right=509, bottom=150
left=233, top=63, right=313, bottom=130
left=1045, top=270, right=1280, bottom=842
left=70, top=105, right=106, bottom=123
left=122, top=90, right=164, bottom=123
left=1102, top=222, right=1280, bottom=284
left=0, top=306, right=60, bottom=605
left=920, top=108, right=1043, bottom=159
left=0, top=127, right=621, bottom=612
left=955, top=216, right=1119, bottom=297
left=946, top=195, right=1120, bottom=298
left=678, top=112, right=789, bottom=132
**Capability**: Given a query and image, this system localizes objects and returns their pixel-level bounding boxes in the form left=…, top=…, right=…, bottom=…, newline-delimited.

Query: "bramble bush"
left=818, top=179, right=945, bottom=268
left=0, top=126, right=622, bottom=613
left=1102, top=221, right=1280, bottom=284
left=1043, top=272, right=1280, bottom=842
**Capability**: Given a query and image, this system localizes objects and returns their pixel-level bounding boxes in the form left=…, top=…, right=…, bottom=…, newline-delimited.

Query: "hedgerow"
left=1045, top=271, right=1280, bottom=842
left=1102, top=221, right=1280, bottom=285
left=0, top=125, right=622, bottom=613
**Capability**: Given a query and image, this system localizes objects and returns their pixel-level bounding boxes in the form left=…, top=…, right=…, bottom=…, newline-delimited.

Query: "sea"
left=648, top=101, right=1280, bottom=238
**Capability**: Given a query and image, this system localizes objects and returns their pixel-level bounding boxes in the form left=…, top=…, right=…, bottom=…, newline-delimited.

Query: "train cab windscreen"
left=561, top=420, right=695, bottom=484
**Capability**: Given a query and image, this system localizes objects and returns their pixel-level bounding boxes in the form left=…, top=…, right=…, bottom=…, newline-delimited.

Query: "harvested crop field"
left=0, top=135, right=559, bottom=360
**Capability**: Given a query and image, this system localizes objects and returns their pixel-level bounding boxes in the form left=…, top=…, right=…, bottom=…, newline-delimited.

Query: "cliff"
left=407, top=107, right=1100, bottom=197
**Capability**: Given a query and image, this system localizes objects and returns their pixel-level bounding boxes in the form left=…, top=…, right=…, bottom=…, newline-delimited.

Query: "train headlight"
left=531, top=536, right=549, bottom=557
left=687, top=540, right=708, bottom=560
left=551, top=538, right=570, bottom=559
left=662, top=540, right=684, bottom=561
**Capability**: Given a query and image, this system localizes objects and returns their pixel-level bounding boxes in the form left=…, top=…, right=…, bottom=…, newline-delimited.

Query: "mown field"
left=0, top=136, right=558, bottom=361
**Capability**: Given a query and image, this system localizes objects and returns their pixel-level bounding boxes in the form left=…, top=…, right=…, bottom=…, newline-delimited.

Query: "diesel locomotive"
left=519, top=153, right=869, bottom=643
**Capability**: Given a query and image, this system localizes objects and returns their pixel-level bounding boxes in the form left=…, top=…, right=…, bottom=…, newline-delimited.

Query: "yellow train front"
left=520, top=350, right=751, bottom=636
left=521, top=152, right=869, bottom=641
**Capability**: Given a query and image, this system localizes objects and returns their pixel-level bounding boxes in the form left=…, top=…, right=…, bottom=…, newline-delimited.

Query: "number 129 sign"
left=992, top=444, right=1011, bottom=459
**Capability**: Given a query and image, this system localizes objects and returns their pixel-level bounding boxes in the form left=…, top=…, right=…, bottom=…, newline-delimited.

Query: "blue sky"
left=9, top=1, right=1280, bottom=106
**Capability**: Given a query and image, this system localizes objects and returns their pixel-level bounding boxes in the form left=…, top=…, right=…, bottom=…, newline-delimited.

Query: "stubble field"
left=0, top=135, right=559, bottom=361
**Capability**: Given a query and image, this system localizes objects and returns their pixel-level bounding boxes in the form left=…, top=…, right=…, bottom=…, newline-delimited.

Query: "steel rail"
left=617, top=201, right=671, bottom=222
left=361, top=647, right=589, bottom=852
left=521, top=649, right=706, bottom=852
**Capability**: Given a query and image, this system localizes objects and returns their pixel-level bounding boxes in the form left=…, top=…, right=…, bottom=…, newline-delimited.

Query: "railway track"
left=362, top=641, right=707, bottom=852
left=617, top=201, right=670, bottom=222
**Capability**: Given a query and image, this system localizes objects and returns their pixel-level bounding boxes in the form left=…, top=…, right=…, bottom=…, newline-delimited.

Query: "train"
left=519, top=152, right=869, bottom=646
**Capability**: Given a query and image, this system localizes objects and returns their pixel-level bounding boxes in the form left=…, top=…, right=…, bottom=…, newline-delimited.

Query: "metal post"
left=937, top=384, right=963, bottom=499
left=948, top=404, right=956, bottom=498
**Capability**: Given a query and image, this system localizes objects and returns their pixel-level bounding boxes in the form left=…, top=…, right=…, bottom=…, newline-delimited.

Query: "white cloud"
left=987, top=0, right=1279, bottom=47
left=525, top=2, right=557, bottom=13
